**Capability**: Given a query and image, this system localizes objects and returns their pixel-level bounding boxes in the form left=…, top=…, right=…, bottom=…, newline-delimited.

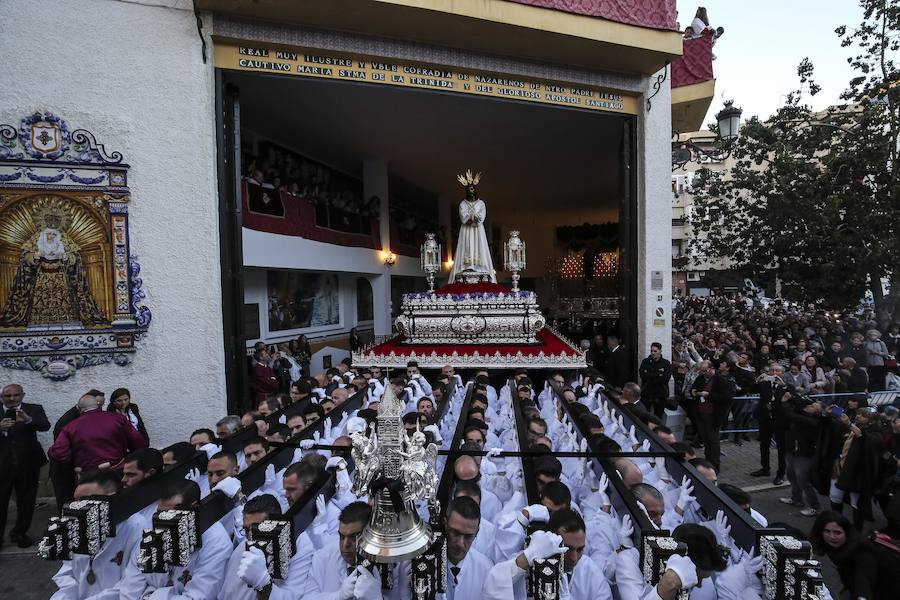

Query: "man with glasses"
left=0, top=383, right=50, bottom=548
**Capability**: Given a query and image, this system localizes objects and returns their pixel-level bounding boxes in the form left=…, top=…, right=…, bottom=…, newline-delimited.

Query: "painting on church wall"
left=267, top=270, right=340, bottom=332
left=0, top=111, right=151, bottom=380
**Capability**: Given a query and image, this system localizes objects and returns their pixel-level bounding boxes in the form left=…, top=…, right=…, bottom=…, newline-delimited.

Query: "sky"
left=675, top=1, right=864, bottom=125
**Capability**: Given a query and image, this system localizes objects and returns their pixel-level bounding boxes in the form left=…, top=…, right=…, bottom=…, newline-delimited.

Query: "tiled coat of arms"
left=0, top=112, right=151, bottom=379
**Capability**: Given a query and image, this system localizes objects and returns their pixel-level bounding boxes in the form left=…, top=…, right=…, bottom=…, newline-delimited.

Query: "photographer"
left=750, top=364, right=789, bottom=483
left=778, top=397, right=823, bottom=517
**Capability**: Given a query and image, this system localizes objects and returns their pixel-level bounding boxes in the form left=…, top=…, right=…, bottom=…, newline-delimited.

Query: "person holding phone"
left=0, top=383, right=51, bottom=548
left=750, top=364, right=789, bottom=484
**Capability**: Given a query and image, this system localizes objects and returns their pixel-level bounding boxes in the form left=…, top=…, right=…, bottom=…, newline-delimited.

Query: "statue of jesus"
left=448, top=170, right=496, bottom=284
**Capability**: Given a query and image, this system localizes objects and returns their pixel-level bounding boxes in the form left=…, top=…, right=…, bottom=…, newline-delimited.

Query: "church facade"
left=0, top=0, right=712, bottom=445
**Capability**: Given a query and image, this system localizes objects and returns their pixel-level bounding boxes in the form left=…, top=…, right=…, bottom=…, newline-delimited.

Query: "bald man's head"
left=1, top=384, right=24, bottom=408
left=77, top=394, right=100, bottom=412
left=614, top=458, right=643, bottom=487
left=454, top=456, right=480, bottom=482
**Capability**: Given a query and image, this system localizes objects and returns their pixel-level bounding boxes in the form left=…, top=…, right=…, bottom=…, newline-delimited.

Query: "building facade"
left=0, top=0, right=714, bottom=445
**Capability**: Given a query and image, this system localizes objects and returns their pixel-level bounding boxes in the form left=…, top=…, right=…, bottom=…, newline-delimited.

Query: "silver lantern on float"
left=420, top=233, right=441, bottom=293
left=504, top=230, right=526, bottom=292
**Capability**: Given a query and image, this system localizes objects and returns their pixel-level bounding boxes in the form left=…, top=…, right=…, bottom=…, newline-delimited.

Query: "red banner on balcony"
left=672, top=32, right=714, bottom=88
left=242, top=179, right=381, bottom=250
left=509, top=0, right=676, bottom=31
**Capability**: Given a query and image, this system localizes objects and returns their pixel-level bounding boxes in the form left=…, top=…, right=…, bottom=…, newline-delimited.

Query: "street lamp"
left=672, top=100, right=743, bottom=170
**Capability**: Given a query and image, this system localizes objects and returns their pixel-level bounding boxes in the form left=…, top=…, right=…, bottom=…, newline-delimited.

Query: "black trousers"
left=0, top=463, right=40, bottom=539
left=758, top=419, right=786, bottom=477
left=49, top=460, right=75, bottom=515
left=698, top=403, right=731, bottom=472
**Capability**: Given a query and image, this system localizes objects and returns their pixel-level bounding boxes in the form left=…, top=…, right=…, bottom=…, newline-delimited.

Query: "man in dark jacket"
left=639, top=342, right=672, bottom=418
left=778, top=398, right=822, bottom=516
left=0, top=384, right=51, bottom=548
left=604, top=334, right=629, bottom=390
left=750, top=364, right=789, bottom=484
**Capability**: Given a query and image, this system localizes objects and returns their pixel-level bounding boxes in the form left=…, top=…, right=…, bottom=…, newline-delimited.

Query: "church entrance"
left=215, top=64, right=638, bottom=411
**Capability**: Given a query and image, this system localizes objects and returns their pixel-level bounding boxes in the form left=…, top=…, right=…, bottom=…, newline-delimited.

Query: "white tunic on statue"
left=448, top=198, right=496, bottom=283
left=50, top=512, right=147, bottom=599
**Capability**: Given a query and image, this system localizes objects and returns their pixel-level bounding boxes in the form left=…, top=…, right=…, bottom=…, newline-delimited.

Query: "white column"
left=364, top=159, right=392, bottom=336
left=638, top=66, right=673, bottom=360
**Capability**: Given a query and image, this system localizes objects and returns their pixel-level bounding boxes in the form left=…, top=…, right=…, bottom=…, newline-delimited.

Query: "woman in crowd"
left=863, top=329, right=890, bottom=391
left=810, top=511, right=894, bottom=599
left=106, top=387, right=149, bottom=444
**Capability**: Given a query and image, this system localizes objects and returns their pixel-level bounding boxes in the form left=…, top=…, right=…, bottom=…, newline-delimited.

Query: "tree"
left=689, top=0, right=900, bottom=326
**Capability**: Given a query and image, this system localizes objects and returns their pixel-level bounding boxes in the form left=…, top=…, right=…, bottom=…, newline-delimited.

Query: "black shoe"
left=749, top=469, right=770, bottom=477
left=691, top=440, right=704, bottom=448
left=15, top=534, right=33, bottom=548
left=773, top=476, right=785, bottom=486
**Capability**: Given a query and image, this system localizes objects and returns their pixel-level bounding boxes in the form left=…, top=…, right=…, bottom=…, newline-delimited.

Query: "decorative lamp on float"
left=382, top=250, right=397, bottom=267
left=503, top=230, right=526, bottom=292
left=420, top=233, right=441, bottom=292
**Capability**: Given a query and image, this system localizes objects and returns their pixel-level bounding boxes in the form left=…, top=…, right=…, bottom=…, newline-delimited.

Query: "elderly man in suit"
left=0, top=383, right=51, bottom=548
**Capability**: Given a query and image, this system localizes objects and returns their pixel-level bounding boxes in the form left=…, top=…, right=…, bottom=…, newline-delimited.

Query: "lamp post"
left=504, top=230, right=526, bottom=292
left=420, top=233, right=441, bottom=292
left=672, top=100, right=743, bottom=170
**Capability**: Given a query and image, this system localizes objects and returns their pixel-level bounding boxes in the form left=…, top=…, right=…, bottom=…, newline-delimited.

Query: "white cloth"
left=483, top=554, right=611, bottom=600
left=302, top=540, right=410, bottom=599
left=50, top=512, right=146, bottom=599
left=448, top=198, right=496, bottom=283
left=217, top=534, right=312, bottom=600
left=445, top=548, right=492, bottom=600
left=99, top=522, right=232, bottom=600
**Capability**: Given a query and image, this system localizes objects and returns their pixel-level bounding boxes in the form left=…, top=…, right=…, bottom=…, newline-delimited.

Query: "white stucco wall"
left=637, top=67, right=674, bottom=361
left=0, top=0, right=224, bottom=447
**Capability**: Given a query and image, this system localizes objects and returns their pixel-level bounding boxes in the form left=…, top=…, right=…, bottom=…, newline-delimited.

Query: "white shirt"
left=50, top=512, right=146, bottom=599
left=98, top=522, right=231, bottom=600
left=483, top=554, right=612, bottom=600
left=302, top=540, right=410, bottom=599
left=217, top=533, right=313, bottom=600
left=444, top=548, right=492, bottom=600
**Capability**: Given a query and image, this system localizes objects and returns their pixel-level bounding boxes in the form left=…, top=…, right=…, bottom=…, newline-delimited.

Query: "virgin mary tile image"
left=267, top=270, right=340, bottom=331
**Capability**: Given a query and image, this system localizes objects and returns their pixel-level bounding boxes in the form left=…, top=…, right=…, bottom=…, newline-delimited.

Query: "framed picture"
left=267, top=271, right=340, bottom=332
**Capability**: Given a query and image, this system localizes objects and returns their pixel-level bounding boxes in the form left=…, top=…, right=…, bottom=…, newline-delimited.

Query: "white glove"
left=199, top=443, right=220, bottom=460
left=423, top=424, right=442, bottom=443
left=653, top=459, right=670, bottom=484
left=627, top=425, right=639, bottom=448
left=579, top=438, right=588, bottom=453
left=184, top=467, right=201, bottom=483
left=313, top=431, right=321, bottom=444
left=518, top=503, right=550, bottom=527
left=213, top=476, right=242, bottom=499
left=486, top=447, right=503, bottom=457
left=665, top=554, right=699, bottom=590
left=354, top=565, right=382, bottom=599
left=238, top=546, right=271, bottom=590
left=326, top=456, right=347, bottom=471
left=312, top=494, right=329, bottom=528
left=292, top=448, right=304, bottom=465
left=278, top=414, right=286, bottom=425
left=332, top=375, right=342, bottom=383
left=676, top=476, right=696, bottom=512
left=338, top=568, right=360, bottom=600
left=743, top=549, right=764, bottom=577
left=639, top=439, right=651, bottom=453
left=523, top=530, right=568, bottom=565
left=712, top=510, right=732, bottom=548
left=618, top=514, right=634, bottom=548
left=298, top=439, right=316, bottom=450
left=597, top=473, right=610, bottom=509
left=264, top=464, right=276, bottom=488
left=323, top=417, right=333, bottom=439
left=335, top=413, right=350, bottom=431
left=346, top=417, right=367, bottom=435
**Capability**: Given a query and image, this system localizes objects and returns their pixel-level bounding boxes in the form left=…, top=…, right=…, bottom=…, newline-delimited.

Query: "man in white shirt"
left=50, top=469, right=147, bottom=599
left=219, top=494, right=309, bottom=600
left=99, top=480, right=232, bottom=600
left=442, top=496, right=493, bottom=600
left=302, top=501, right=394, bottom=599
